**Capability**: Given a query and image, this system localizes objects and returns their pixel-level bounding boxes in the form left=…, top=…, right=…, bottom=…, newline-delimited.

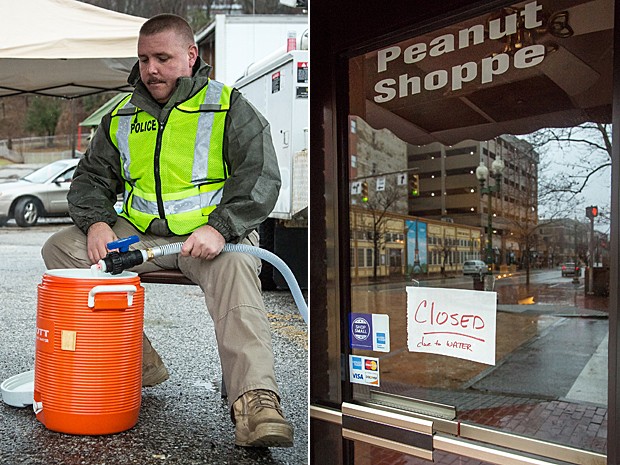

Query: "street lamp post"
left=475, top=157, right=505, bottom=273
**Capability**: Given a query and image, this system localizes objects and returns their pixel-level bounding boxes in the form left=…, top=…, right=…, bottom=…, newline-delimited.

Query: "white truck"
left=234, top=38, right=308, bottom=290
left=195, top=14, right=309, bottom=85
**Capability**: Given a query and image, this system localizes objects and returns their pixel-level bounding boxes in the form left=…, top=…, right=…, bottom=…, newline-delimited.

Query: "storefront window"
left=347, top=0, right=612, bottom=458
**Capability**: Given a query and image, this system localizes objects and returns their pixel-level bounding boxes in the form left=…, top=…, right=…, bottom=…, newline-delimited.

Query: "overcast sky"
left=537, top=135, right=611, bottom=234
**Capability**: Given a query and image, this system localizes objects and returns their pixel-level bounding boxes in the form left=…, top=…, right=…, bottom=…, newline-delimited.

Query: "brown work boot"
left=142, top=333, right=169, bottom=387
left=232, top=390, right=294, bottom=447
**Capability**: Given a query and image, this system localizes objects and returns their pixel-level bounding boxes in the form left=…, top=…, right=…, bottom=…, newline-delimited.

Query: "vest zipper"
left=154, top=119, right=167, bottom=218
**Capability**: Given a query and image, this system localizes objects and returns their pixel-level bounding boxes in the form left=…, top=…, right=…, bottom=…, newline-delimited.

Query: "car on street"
left=463, top=259, right=488, bottom=276
left=0, top=158, right=80, bottom=227
left=561, top=262, right=581, bottom=277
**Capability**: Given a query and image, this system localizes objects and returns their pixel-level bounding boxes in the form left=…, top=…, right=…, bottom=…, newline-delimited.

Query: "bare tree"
left=359, top=184, right=403, bottom=281
left=498, top=145, right=540, bottom=284
left=237, top=0, right=302, bottom=14
left=82, top=0, right=188, bottom=17
left=527, top=123, right=611, bottom=225
left=80, top=0, right=302, bottom=23
left=78, top=0, right=228, bottom=30
left=439, top=238, right=455, bottom=278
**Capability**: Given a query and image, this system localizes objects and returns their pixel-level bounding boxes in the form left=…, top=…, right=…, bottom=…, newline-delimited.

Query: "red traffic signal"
left=586, top=206, right=599, bottom=219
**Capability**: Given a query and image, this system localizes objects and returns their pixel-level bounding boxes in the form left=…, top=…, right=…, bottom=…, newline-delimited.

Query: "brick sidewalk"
left=460, top=399, right=607, bottom=453
left=375, top=382, right=606, bottom=462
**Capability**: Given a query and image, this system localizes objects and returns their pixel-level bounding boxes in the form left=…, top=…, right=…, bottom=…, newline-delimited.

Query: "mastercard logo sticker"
left=365, top=360, right=378, bottom=371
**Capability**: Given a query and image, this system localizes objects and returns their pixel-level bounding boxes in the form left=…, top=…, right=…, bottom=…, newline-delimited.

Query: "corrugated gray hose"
left=98, top=241, right=308, bottom=324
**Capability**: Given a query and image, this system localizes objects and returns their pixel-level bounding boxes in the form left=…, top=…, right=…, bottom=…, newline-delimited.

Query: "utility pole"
left=475, top=158, right=505, bottom=273
left=586, top=206, right=599, bottom=294
left=572, top=221, right=580, bottom=284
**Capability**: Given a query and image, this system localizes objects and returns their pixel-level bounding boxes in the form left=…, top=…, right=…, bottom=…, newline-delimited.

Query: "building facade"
left=350, top=206, right=482, bottom=280
left=538, top=218, right=610, bottom=267
left=349, top=115, right=482, bottom=279
left=408, top=135, right=539, bottom=268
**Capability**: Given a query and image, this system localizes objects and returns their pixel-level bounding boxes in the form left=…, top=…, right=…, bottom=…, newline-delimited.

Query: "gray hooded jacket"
left=68, top=58, right=281, bottom=242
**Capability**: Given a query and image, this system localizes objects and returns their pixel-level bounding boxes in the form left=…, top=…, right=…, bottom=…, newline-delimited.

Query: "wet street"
left=353, top=267, right=609, bottom=457
left=418, top=268, right=608, bottom=312
left=493, top=269, right=608, bottom=312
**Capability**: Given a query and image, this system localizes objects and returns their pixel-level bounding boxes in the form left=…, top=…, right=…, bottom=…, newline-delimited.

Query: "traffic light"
left=361, top=181, right=369, bottom=203
left=586, top=206, right=599, bottom=219
left=410, top=174, right=420, bottom=197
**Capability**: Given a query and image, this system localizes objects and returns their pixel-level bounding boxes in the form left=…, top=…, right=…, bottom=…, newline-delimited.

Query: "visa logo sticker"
left=349, top=355, right=380, bottom=387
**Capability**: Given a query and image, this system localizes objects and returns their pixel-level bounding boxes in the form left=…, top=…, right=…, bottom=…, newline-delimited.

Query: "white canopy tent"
left=0, top=0, right=146, bottom=99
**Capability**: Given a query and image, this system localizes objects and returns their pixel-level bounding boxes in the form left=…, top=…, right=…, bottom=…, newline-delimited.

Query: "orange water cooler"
left=34, top=269, right=144, bottom=435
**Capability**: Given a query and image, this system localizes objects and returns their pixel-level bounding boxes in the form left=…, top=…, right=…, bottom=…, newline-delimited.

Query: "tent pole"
left=71, top=99, right=76, bottom=158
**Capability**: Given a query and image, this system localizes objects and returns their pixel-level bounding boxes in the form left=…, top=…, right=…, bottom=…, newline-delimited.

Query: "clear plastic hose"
left=146, top=242, right=308, bottom=324
left=150, top=242, right=183, bottom=258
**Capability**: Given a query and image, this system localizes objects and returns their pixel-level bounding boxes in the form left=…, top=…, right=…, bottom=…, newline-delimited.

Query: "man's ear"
left=188, top=44, right=199, bottom=68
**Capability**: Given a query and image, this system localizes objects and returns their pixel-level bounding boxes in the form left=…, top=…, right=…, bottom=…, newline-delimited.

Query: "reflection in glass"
left=347, top=0, right=611, bottom=457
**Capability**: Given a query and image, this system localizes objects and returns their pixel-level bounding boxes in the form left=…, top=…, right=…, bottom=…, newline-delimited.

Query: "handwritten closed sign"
left=406, top=287, right=496, bottom=365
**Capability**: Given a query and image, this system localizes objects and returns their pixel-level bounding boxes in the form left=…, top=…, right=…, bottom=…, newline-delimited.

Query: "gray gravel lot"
left=0, top=223, right=308, bottom=465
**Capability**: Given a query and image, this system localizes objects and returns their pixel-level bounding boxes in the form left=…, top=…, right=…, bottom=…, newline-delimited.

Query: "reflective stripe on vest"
left=109, top=80, right=232, bottom=235
left=130, top=188, right=223, bottom=216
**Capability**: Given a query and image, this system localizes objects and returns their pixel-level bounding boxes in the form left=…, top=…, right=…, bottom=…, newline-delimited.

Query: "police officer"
left=42, top=14, right=293, bottom=448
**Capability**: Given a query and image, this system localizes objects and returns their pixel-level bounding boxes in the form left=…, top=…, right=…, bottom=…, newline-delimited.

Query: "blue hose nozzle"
left=107, top=235, right=140, bottom=252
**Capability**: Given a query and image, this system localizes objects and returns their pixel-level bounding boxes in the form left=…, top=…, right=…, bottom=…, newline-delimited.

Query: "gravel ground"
left=0, top=224, right=308, bottom=465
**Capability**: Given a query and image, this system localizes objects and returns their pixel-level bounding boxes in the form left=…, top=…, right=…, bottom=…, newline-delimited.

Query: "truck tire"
left=259, top=218, right=278, bottom=291
left=14, top=197, right=40, bottom=227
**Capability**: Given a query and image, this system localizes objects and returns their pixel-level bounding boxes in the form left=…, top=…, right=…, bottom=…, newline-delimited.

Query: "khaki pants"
left=41, top=218, right=279, bottom=407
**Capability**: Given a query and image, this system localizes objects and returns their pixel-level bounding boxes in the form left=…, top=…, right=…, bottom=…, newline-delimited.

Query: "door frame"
left=310, top=0, right=620, bottom=463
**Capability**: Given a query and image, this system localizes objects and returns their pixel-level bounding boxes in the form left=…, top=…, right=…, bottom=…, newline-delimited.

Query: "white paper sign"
left=406, top=287, right=496, bottom=365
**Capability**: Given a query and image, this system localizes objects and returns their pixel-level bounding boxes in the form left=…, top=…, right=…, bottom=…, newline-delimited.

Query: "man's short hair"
left=140, top=14, right=196, bottom=46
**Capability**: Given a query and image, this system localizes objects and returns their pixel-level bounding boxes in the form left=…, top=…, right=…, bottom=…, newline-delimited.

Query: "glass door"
left=345, top=1, right=612, bottom=463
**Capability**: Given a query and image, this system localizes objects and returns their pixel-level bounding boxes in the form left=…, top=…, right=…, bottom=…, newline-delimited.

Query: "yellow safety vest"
left=109, top=80, right=232, bottom=235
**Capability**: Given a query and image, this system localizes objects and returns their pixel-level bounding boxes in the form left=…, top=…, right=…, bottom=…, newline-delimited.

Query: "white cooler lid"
left=45, top=268, right=137, bottom=280
left=1, top=370, right=34, bottom=407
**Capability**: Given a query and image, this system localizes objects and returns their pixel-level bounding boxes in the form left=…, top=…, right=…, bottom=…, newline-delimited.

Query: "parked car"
left=0, top=158, right=80, bottom=227
left=561, top=262, right=581, bottom=277
left=463, top=260, right=488, bottom=276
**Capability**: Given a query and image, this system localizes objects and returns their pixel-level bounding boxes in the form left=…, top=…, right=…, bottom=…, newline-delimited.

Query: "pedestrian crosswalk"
left=565, top=334, right=608, bottom=405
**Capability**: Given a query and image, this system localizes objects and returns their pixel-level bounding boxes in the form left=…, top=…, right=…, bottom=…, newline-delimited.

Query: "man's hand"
left=87, top=222, right=117, bottom=264
left=181, top=225, right=225, bottom=260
